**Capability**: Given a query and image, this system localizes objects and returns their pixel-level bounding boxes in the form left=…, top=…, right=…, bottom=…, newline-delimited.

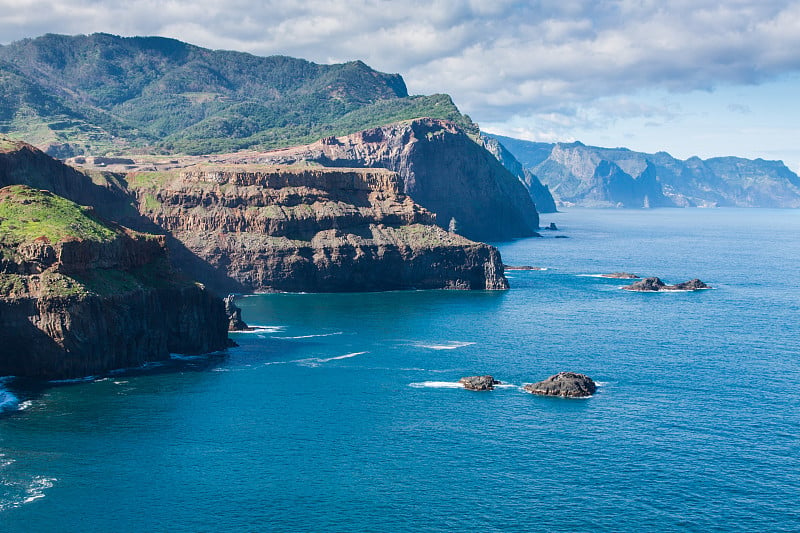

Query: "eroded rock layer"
left=234, top=119, right=540, bottom=242
left=126, top=164, right=508, bottom=292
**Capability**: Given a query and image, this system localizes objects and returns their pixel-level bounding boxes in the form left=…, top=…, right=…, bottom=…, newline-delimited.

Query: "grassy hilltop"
left=0, top=33, right=476, bottom=155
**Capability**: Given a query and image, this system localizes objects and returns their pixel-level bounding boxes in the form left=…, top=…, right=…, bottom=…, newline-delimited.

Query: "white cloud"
left=1, top=0, right=799, bottom=163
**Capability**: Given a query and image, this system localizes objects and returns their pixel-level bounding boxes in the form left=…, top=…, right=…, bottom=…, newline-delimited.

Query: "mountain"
left=0, top=33, right=476, bottom=156
left=478, top=135, right=557, bottom=213
left=492, top=135, right=800, bottom=208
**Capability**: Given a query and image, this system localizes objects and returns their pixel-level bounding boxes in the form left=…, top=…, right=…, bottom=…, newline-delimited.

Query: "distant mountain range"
left=0, top=33, right=475, bottom=156
left=492, top=135, right=800, bottom=208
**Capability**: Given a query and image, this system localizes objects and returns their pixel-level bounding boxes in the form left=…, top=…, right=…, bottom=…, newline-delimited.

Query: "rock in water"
left=459, top=375, right=501, bottom=391
left=623, top=277, right=710, bottom=291
left=523, top=372, right=596, bottom=398
left=671, top=279, right=710, bottom=291
left=601, top=272, right=640, bottom=279
left=224, top=294, right=249, bottom=331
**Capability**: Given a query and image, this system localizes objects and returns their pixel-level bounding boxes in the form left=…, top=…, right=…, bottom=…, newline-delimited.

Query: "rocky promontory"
left=524, top=372, right=597, bottom=398
left=0, top=184, right=229, bottom=379
left=623, top=277, right=710, bottom=291
left=125, top=164, right=508, bottom=293
left=238, top=119, right=540, bottom=242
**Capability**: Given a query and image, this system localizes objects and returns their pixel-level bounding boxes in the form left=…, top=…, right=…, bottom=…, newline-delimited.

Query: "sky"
left=1, top=0, right=799, bottom=171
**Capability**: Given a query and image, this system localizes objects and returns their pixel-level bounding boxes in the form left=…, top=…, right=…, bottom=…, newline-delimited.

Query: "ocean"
left=1, top=208, right=799, bottom=531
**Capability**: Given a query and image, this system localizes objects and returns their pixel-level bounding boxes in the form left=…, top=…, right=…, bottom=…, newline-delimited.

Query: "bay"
left=1, top=208, right=799, bottom=531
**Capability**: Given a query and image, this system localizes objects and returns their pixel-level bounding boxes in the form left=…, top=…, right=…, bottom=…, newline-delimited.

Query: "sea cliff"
left=125, top=164, right=508, bottom=292
left=246, top=118, right=540, bottom=242
left=0, top=184, right=229, bottom=379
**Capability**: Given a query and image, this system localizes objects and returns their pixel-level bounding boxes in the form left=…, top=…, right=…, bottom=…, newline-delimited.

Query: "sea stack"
left=524, top=372, right=597, bottom=398
left=459, top=375, right=501, bottom=391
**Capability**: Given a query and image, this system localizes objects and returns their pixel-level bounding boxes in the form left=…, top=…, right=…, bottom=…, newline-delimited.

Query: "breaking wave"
left=414, top=341, right=476, bottom=350
left=272, top=332, right=344, bottom=340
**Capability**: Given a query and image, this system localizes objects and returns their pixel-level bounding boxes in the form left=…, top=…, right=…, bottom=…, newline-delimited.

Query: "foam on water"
left=0, top=453, right=57, bottom=512
left=409, top=381, right=465, bottom=389
left=272, top=332, right=344, bottom=339
left=233, top=325, right=286, bottom=334
left=295, top=352, right=368, bottom=367
left=414, top=341, right=476, bottom=350
left=0, top=378, right=19, bottom=414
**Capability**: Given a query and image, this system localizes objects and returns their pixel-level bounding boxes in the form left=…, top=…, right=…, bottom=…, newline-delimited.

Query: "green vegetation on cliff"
left=0, top=33, right=476, bottom=155
left=0, top=185, right=116, bottom=245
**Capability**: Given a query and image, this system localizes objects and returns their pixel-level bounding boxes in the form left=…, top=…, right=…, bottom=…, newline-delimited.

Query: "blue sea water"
left=1, top=208, right=799, bottom=531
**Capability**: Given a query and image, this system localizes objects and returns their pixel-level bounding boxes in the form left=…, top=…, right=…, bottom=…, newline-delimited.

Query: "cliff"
left=491, top=135, right=800, bottom=208
left=0, top=184, right=229, bottom=379
left=237, top=118, right=540, bottom=241
left=1, top=138, right=508, bottom=293
left=478, top=135, right=557, bottom=213
left=125, top=164, right=508, bottom=292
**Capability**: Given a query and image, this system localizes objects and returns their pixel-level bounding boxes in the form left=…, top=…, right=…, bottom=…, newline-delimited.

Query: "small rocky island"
left=623, top=277, right=710, bottom=292
left=524, top=372, right=597, bottom=398
left=601, top=272, right=640, bottom=279
left=459, top=375, right=501, bottom=391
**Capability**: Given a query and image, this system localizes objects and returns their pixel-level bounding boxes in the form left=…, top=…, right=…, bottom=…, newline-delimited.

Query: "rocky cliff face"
left=491, top=135, right=800, bottom=208
left=478, top=135, right=557, bottom=214
left=0, top=183, right=229, bottom=379
left=242, top=119, right=540, bottom=242
left=126, top=165, right=508, bottom=293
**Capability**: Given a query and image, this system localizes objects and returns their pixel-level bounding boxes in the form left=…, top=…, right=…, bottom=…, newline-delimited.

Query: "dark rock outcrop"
left=670, top=279, right=711, bottom=291
left=601, top=272, right=639, bottom=279
left=224, top=294, right=249, bottom=331
left=459, top=375, right=500, bottom=391
left=249, top=119, right=541, bottom=242
left=623, top=277, right=710, bottom=292
left=0, top=185, right=229, bottom=379
left=523, top=372, right=596, bottom=398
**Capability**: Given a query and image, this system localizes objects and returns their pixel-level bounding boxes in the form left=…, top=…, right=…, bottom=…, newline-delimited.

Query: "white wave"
left=296, top=352, right=368, bottom=366
left=0, top=475, right=57, bottom=512
left=409, top=381, right=464, bottom=389
left=234, top=325, right=286, bottom=334
left=18, top=400, right=33, bottom=411
left=493, top=383, right=518, bottom=389
left=272, top=332, right=344, bottom=340
left=316, top=351, right=365, bottom=362
left=0, top=388, right=19, bottom=414
left=594, top=381, right=609, bottom=386
left=415, top=341, right=476, bottom=350
left=22, top=476, right=55, bottom=504
left=0, top=453, right=13, bottom=469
